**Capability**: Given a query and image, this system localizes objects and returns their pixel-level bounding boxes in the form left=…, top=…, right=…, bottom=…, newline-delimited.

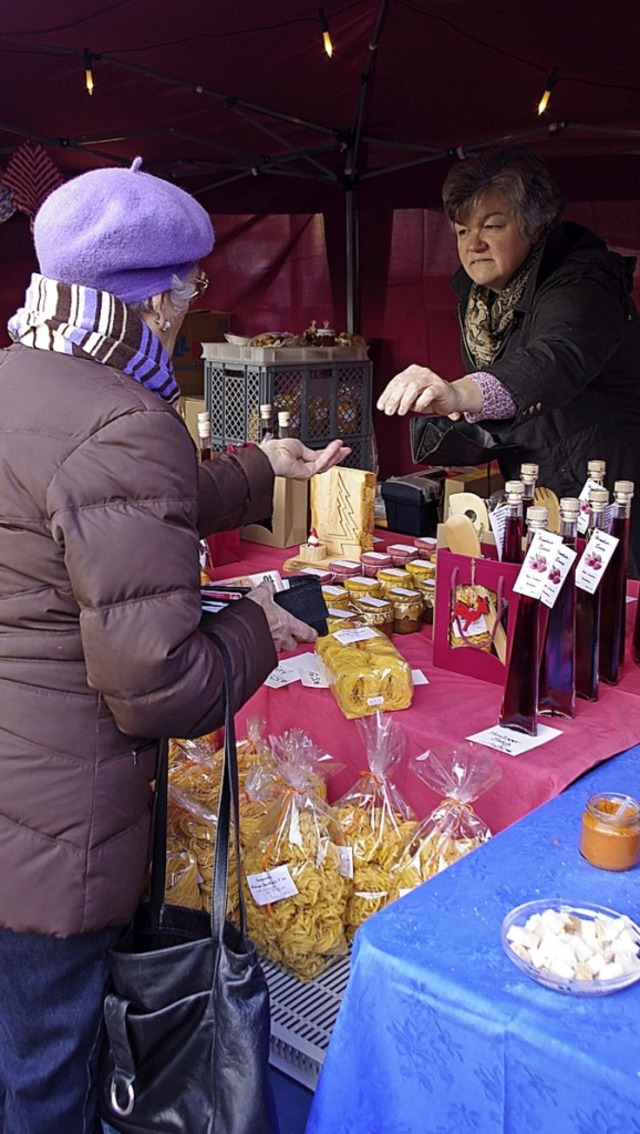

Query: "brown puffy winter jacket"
left=0, top=344, right=277, bottom=937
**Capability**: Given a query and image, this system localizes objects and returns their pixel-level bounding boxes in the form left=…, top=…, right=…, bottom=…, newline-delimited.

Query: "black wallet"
left=274, top=575, right=329, bottom=636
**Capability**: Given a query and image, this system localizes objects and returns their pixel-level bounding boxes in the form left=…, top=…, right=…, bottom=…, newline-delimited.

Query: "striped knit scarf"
left=8, top=274, right=180, bottom=405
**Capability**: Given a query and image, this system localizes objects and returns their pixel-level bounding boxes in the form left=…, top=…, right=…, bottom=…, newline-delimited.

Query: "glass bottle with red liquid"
left=599, top=480, right=634, bottom=685
left=196, top=411, right=212, bottom=462
left=196, top=412, right=213, bottom=580
left=277, top=410, right=292, bottom=439
left=502, top=481, right=525, bottom=564
left=519, top=462, right=539, bottom=510
left=574, top=485, right=609, bottom=701
left=499, top=505, right=548, bottom=735
left=259, top=403, right=275, bottom=442
left=538, top=497, right=580, bottom=718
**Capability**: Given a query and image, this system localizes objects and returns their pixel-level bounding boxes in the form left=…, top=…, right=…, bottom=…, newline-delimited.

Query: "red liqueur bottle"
left=538, top=497, right=580, bottom=718
left=599, top=480, right=634, bottom=685
left=502, top=480, right=525, bottom=564
left=575, top=486, right=609, bottom=701
left=499, top=505, right=548, bottom=735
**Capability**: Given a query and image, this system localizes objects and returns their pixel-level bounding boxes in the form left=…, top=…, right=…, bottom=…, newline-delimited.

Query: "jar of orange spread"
left=579, top=792, right=640, bottom=871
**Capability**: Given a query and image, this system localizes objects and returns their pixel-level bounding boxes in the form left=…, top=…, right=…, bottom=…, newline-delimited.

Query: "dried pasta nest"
left=336, top=805, right=417, bottom=936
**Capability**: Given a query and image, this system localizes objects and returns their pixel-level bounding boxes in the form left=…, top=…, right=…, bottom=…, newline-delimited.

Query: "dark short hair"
left=442, top=145, right=564, bottom=236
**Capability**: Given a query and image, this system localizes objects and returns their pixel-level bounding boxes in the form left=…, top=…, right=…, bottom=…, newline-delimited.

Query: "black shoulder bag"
left=100, top=636, right=279, bottom=1134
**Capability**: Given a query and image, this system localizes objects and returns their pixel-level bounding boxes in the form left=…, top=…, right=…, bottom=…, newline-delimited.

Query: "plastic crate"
left=204, top=358, right=375, bottom=470
left=202, top=342, right=369, bottom=364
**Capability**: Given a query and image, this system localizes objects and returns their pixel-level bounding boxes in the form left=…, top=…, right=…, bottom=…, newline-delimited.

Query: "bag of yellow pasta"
left=166, top=766, right=241, bottom=922
left=242, top=729, right=349, bottom=980
left=334, top=713, right=417, bottom=938
left=391, top=743, right=501, bottom=897
left=316, top=623, right=413, bottom=719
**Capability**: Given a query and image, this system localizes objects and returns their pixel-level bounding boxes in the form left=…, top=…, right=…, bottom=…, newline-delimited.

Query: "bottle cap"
left=519, top=463, right=539, bottom=479
left=504, top=480, right=525, bottom=495
left=526, top=505, right=548, bottom=526
left=197, top=411, right=210, bottom=422
left=559, top=497, right=581, bottom=515
left=260, top=403, right=273, bottom=415
left=588, top=486, right=609, bottom=507
left=614, top=479, right=634, bottom=497
left=278, top=410, right=291, bottom=424
left=587, top=459, right=606, bottom=475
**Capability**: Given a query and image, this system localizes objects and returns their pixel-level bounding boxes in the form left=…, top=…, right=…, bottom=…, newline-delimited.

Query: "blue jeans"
left=0, top=924, right=122, bottom=1134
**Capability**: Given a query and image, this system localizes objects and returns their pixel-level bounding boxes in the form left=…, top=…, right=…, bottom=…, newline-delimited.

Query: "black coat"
left=453, top=221, right=640, bottom=571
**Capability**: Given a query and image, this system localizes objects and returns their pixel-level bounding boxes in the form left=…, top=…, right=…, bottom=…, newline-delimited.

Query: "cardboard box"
left=241, top=477, right=309, bottom=549
left=173, top=310, right=230, bottom=397
left=179, top=395, right=206, bottom=445
left=443, top=465, right=504, bottom=519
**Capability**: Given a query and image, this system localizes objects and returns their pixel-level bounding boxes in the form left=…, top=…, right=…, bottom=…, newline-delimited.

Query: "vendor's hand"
left=260, top=437, right=351, bottom=480
left=246, top=580, right=317, bottom=653
left=376, top=365, right=460, bottom=417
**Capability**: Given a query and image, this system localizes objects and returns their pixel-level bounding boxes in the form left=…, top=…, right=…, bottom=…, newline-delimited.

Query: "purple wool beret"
left=33, top=157, right=214, bottom=303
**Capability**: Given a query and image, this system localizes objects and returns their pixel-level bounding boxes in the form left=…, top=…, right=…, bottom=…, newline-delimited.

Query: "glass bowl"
left=501, top=899, right=640, bottom=996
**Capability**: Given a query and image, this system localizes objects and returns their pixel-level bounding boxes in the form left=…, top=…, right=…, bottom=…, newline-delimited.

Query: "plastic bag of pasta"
left=391, top=742, right=501, bottom=896
left=242, top=729, right=349, bottom=980
left=334, top=713, right=417, bottom=937
left=316, top=624, right=413, bottom=719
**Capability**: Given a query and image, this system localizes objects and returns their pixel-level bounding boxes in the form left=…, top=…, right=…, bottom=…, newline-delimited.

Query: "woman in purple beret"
left=0, top=157, right=349, bottom=1132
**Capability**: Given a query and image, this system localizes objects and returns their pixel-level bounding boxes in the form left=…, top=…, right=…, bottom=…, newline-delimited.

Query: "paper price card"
left=264, top=664, right=301, bottom=689
left=575, top=529, right=619, bottom=594
left=489, top=503, right=508, bottom=560
left=333, top=625, right=378, bottom=645
left=513, top=530, right=564, bottom=600
left=337, top=845, right=354, bottom=879
left=300, top=666, right=330, bottom=688
left=467, top=722, right=563, bottom=756
left=246, top=865, right=299, bottom=906
left=577, top=479, right=598, bottom=534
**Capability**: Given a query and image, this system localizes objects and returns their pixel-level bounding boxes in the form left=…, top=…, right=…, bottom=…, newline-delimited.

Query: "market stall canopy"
left=1, top=0, right=640, bottom=216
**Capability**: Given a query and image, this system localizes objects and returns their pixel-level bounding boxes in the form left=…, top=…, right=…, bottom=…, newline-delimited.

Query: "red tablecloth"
left=212, top=532, right=640, bottom=834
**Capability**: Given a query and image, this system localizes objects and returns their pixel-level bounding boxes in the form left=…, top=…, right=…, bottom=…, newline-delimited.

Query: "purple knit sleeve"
left=464, top=371, right=516, bottom=422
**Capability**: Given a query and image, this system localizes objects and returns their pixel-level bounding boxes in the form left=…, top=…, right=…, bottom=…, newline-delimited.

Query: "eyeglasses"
left=188, top=270, right=209, bottom=304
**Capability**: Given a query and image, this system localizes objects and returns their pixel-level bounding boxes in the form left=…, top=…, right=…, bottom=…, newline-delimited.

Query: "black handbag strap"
left=147, top=633, right=246, bottom=943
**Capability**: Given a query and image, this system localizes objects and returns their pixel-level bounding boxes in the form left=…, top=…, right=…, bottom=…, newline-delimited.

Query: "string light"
left=318, top=8, right=333, bottom=58
left=537, top=67, right=559, bottom=116
left=84, top=48, right=94, bottom=96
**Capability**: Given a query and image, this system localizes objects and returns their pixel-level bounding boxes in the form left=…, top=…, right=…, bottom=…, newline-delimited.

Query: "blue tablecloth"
left=306, top=744, right=640, bottom=1134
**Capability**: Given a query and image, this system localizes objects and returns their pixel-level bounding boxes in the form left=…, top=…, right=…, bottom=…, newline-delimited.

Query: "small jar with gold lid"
left=405, top=558, right=436, bottom=587
left=579, top=792, right=640, bottom=871
left=344, top=575, right=383, bottom=600
left=322, top=584, right=352, bottom=610
left=377, top=566, right=411, bottom=594
left=352, top=594, right=394, bottom=637
left=387, top=586, right=424, bottom=634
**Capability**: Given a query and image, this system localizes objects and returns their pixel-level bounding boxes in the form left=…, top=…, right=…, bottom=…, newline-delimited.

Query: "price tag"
left=333, top=625, right=378, bottom=645
left=264, top=664, right=300, bottom=689
left=300, top=667, right=330, bottom=688
left=245, top=865, right=298, bottom=906
left=489, top=503, right=508, bottom=561
left=466, top=722, right=564, bottom=756
left=577, top=479, right=598, bottom=534
left=575, top=529, right=619, bottom=594
left=337, top=845, right=354, bottom=879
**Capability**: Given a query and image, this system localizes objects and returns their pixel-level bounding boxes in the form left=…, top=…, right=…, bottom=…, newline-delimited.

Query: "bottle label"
left=513, top=530, right=564, bottom=600
left=539, top=542, right=578, bottom=608
left=575, top=530, right=620, bottom=594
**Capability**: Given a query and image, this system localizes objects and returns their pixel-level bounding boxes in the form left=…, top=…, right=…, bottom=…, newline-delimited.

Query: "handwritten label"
left=466, top=722, right=564, bottom=756
left=575, top=529, right=619, bottom=594
left=300, top=667, right=330, bottom=688
left=264, top=664, right=301, bottom=689
left=489, top=503, right=508, bottom=560
left=246, top=865, right=298, bottom=906
left=539, top=542, right=578, bottom=608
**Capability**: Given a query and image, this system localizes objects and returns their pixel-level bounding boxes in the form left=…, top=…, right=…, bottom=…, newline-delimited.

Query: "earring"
left=162, top=319, right=172, bottom=331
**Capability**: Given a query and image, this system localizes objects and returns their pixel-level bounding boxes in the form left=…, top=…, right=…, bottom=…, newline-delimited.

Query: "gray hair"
left=128, top=272, right=196, bottom=318
left=442, top=145, right=564, bottom=236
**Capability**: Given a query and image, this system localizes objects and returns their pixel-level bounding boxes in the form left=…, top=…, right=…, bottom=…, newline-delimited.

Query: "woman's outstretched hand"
left=260, top=437, right=351, bottom=480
